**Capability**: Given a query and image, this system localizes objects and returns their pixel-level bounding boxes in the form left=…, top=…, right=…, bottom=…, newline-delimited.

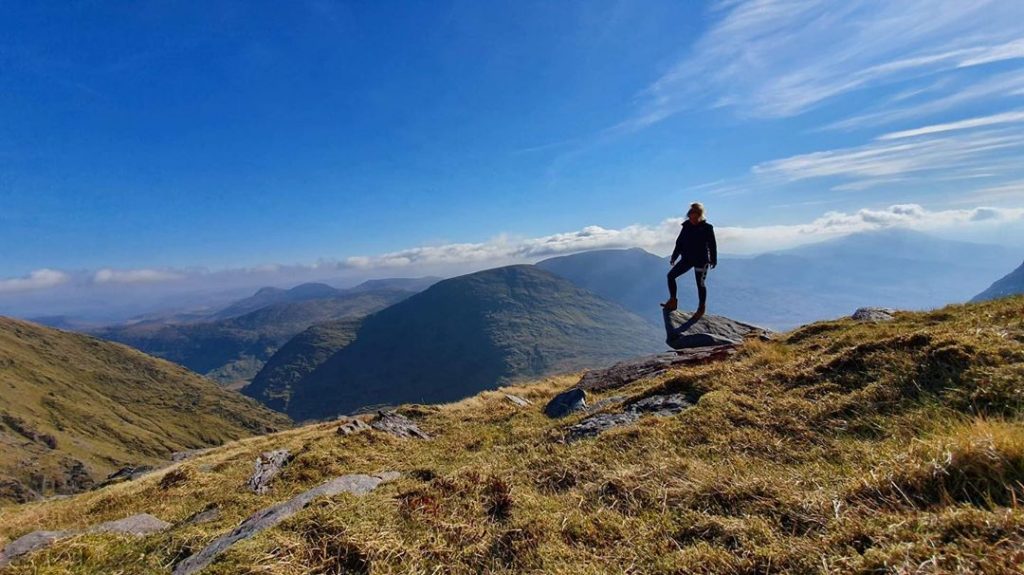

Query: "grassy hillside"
left=286, top=265, right=663, bottom=420
left=2, top=297, right=1021, bottom=573
left=242, top=318, right=363, bottom=412
left=0, top=317, right=289, bottom=504
left=95, top=289, right=412, bottom=387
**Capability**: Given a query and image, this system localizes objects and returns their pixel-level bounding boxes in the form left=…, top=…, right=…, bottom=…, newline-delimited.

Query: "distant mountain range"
left=973, top=260, right=1024, bottom=302
left=0, top=316, right=288, bottom=503
left=539, top=229, right=1019, bottom=329
left=93, top=280, right=435, bottom=387
left=274, top=265, right=661, bottom=420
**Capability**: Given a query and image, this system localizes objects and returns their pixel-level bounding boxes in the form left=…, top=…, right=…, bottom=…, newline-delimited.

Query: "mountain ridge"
left=284, top=265, right=662, bottom=420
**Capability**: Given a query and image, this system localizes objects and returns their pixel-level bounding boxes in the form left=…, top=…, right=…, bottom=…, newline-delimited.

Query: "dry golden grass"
left=1, top=297, right=1023, bottom=574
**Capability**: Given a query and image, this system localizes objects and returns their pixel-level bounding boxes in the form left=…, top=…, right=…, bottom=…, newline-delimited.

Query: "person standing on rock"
left=662, top=202, right=717, bottom=320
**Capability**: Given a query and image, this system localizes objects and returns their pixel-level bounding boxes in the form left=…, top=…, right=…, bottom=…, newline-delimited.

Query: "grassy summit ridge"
left=0, top=317, right=290, bottom=503
left=1, top=297, right=1022, bottom=573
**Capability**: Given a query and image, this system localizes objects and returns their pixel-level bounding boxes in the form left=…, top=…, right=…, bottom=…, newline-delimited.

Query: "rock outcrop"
left=172, top=472, right=400, bottom=575
left=0, top=514, right=171, bottom=567
left=247, top=450, right=291, bottom=494
left=565, top=393, right=694, bottom=441
left=336, top=416, right=371, bottom=436
left=577, top=347, right=738, bottom=392
left=663, top=309, right=770, bottom=349
left=851, top=307, right=896, bottom=322
left=370, top=411, right=430, bottom=440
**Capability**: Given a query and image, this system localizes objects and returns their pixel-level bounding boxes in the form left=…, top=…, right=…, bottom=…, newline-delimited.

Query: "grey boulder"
left=544, top=388, right=587, bottom=418
left=851, top=307, right=896, bottom=322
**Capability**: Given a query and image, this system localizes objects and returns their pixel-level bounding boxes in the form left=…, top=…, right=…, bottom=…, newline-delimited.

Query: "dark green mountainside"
left=285, top=265, right=662, bottom=420
left=973, top=260, right=1024, bottom=302
left=242, top=317, right=362, bottom=412
left=0, top=316, right=289, bottom=504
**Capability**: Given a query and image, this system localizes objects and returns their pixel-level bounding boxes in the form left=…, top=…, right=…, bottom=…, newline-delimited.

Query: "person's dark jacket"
left=671, top=220, right=717, bottom=267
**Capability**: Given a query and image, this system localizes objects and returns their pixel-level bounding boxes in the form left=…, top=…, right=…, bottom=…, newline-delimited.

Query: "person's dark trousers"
left=667, top=261, right=708, bottom=306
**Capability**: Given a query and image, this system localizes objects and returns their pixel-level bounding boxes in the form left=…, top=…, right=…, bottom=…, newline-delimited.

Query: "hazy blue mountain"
left=212, top=282, right=342, bottom=320
left=284, top=265, right=662, bottom=420
left=973, top=260, right=1024, bottom=301
left=538, top=230, right=1019, bottom=330
left=345, top=277, right=442, bottom=294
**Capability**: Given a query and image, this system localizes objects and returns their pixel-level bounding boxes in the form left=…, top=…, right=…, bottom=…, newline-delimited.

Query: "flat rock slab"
left=247, top=450, right=291, bottom=494
left=0, top=530, right=72, bottom=567
left=577, top=348, right=737, bottom=392
left=565, top=393, right=694, bottom=442
left=852, top=307, right=896, bottom=322
left=629, top=393, right=693, bottom=416
left=544, top=388, right=587, bottom=418
left=664, top=309, right=771, bottom=350
left=0, top=514, right=171, bottom=567
left=565, top=412, right=640, bottom=441
left=504, top=394, right=532, bottom=407
left=172, top=472, right=400, bottom=575
left=371, top=411, right=430, bottom=439
left=87, top=513, right=172, bottom=535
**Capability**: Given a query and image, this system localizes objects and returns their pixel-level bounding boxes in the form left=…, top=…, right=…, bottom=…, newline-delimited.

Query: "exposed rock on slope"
left=0, top=316, right=289, bottom=503
left=663, top=309, right=770, bottom=349
left=172, top=472, right=400, bottom=575
left=286, top=265, right=662, bottom=420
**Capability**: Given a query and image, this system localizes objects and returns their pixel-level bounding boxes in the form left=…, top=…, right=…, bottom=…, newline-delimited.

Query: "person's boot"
left=691, top=304, right=706, bottom=321
left=660, top=298, right=678, bottom=312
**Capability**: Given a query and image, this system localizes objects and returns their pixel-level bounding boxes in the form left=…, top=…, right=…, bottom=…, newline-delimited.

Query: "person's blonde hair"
left=688, top=202, right=706, bottom=221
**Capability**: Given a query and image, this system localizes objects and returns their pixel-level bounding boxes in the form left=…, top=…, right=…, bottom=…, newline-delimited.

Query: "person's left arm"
left=708, top=224, right=718, bottom=268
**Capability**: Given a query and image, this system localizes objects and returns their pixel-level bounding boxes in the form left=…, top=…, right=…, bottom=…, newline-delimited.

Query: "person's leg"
left=692, top=266, right=708, bottom=318
left=666, top=262, right=692, bottom=300
left=664, top=262, right=691, bottom=311
left=694, top=266, right=708, bottom=306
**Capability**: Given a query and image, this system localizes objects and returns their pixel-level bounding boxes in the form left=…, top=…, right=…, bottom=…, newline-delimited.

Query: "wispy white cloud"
left=878, top=110, right=1024, bottom=140
left=753, top=129, right=1024, bottom=184
left=0, top=269, right=69, bottom=293
left=93, top=268, right=185, bottom=284
left=624, top=0, right=1024, bottom=127
left=823, top=70, right=1024, bottom=132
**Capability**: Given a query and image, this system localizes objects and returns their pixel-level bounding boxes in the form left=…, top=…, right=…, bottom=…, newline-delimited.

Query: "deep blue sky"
left=2, top=1, right=1023, bottom=302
